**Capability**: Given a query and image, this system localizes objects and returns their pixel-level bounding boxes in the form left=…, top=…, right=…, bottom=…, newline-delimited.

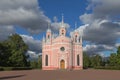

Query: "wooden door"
left=60, top=60, right=65, bottom=69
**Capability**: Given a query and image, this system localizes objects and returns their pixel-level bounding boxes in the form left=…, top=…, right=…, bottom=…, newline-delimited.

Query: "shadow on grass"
left=0, top=74, right=25, bottom=80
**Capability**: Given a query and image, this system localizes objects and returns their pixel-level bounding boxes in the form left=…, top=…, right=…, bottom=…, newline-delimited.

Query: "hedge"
left=94, top=66, right=120, bottom=70
left=0, top=67, right=32, bottom=71
left=0, top=67, right=4, bottom=71
left=12, top=67, right=32, bottom=70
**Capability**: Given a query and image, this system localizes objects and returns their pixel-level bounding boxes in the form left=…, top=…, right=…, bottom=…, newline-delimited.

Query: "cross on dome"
left=47, top=23, right=51, bottom=32
left=74, top=22, right=78, bottom=32
left=75, top=22, right=77, bottom=30
left=61, top=14, right=65, bottom=27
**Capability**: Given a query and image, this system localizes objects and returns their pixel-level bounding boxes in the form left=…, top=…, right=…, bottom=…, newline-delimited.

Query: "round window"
left=60, top=47, right=65, bottom=51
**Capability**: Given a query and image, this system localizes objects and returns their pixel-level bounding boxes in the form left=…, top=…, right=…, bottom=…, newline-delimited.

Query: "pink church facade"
left=42, top=18, right=83, bottom=70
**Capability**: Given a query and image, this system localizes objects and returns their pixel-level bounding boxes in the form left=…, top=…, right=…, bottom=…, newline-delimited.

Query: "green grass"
left=94, top=66, right=120, bottom=70
left=0, top=67, right=32, bottom=71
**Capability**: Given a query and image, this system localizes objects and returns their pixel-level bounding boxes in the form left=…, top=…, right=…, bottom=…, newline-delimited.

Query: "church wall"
left=52, top=40, right=72, bottom=69
left=42, top=18, right=83, bottom=70
left=72, top=44, right=83, bottom=70
left=42, top=44, right=53, bottom=70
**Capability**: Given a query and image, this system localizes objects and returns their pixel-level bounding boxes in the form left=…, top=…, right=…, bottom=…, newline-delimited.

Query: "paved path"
left=0, top=69, right=120, bottom=80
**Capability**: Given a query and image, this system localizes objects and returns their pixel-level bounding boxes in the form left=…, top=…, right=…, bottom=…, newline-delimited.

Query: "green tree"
left=30, top=61, right=38, bottom=68
left=109, top=53, right=117, bottom=66
left=0, top=41, right=12, bottom=67
left=7, top=34, right=29, bottom=67
left=0, top=34, right=29, bottom=67
left=83, top=52, right=90, bottom=68
left=0, top=42, right=11, bottom=66
left=117, top=46, right=120, bottom=54
left=37, top=55, right=42, bottom=69
left=90, top=54, right=102, bottom=67
left=116, top=46, right=120, bottom=65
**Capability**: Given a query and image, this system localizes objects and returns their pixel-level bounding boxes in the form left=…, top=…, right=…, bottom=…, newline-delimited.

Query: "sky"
left=0, top=0, right=120, bottom=59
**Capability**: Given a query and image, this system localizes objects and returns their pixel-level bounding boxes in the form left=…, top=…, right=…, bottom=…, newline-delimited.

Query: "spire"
left=80, top=35, right=82, bottom=44
left=52, top=32, right=55, bottom=39
left=42, top=35, right=45, bottom=42
left=80, top=30, right=83, bottom=44
left=48, top=23, right=50, bottom=29
left=75, top=22, right=77, bottom=30
left=61, top=14, right=64, bottom=27
left=47, top=23, right=51, bottom=32
left=74, top=22, right=78, bottom=32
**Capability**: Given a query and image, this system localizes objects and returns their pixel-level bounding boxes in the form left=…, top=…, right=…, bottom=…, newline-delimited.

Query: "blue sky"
left=39, top=0, right=88, bottom=26
left=0, top=0, right=120, bottom=58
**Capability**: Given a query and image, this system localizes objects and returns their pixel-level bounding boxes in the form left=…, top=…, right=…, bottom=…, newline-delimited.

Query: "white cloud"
left=98, top=52, right=105, bottom=57
left=26, top=50, right=41, bottom=60
left=0, top=0, right=50, bottom=34
left=51, top=22, right=70, bottom=31
left=0, top=25, right=15, bottom=41
left=70, top=24, right=88, bottom=37
left=86, top=0, right=120, bottom=20
left=77, top=24, right=89, bottom=34
left=115, top=43, right=120, bottom=48
left=53, top=16, right=58, bottom=22
left=83, top=44, right=114, bottom=54
left=78, top=0, right=120, bottom=55
left=21, top=34, right=42, bottom=52
left=79, top=13, right=93, bottom=24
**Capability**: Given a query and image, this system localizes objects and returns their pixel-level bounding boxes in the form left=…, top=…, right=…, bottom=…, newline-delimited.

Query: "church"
left=42, top=16, right=83, bottom=70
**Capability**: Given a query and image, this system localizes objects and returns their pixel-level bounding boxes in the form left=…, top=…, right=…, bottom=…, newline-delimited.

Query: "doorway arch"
left=60, top=60, right=65, bottom=69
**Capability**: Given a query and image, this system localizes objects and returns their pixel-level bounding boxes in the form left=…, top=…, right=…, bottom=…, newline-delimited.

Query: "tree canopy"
left=83, top=45, right=120, bottom=69
left=0, top=34, right=29, bottom=67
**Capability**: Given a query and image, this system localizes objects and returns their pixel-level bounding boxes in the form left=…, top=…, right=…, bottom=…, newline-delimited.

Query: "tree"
left=8, top=34, right=29, bottom=67
left=37, top=55, right=42, bottom=69
left=116, top=46, right=120, bottom=65
left=117, top=46, right=120, bottom=54
left=109, top=53, right=117, bottom=66
left=108, top=46, right=120, bottom=66
left=0, top=34, right=29, bottom=67
left=83, top=52, right=90, bottom=68
left=90, top=54, right=102, bottom=67
left=30, top=55, right=42, bottom=69
left=30, top=61, right=38, bottom=68
left=0, top=42, right=11, bottom=66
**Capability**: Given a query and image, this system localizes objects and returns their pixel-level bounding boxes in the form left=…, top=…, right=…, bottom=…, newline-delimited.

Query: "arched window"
left=62, top=30, right=64, bottom=35
left=79, top=37, right=80, bottom=42
left=77, top=55, right=80, bottom=66
left=45, top=55, right=48, bottom=66
left=75, top=35, right=77, bottom=42
left=48, top=35, right=50, bottom=39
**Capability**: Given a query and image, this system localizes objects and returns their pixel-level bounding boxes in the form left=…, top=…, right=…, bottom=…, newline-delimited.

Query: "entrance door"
left=60, top=60, right=65, bottom=69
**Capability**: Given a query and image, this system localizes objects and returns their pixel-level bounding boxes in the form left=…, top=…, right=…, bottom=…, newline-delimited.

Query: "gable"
left=53, top=36, right=71, bottom=43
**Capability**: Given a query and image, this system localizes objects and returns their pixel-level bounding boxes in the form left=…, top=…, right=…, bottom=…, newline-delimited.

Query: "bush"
left=0, top=67, right=4, bottom=71
left=12, top=67, right=32, bottom=70
left=0, top=67, right=32, bottom=71
left=3, top=67, right=13, bottom=71
left=94, top=66, right=120, bottom=70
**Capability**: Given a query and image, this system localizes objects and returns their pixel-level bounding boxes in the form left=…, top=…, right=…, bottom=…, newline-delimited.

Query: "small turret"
left=47, top=28, right=51, bottom=33
left=42, top=35, right=45, bottom=42
left=80, top=33, right=82, bottom=44
left=61, top=14, right=64, bottom=27
left=52, top=33, right=55, bottom=39
left=46, top=23, right=52, bottom=43
left=73, top=22, right=79, bottom=43
left=59, top=14, right=66, bottom=36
